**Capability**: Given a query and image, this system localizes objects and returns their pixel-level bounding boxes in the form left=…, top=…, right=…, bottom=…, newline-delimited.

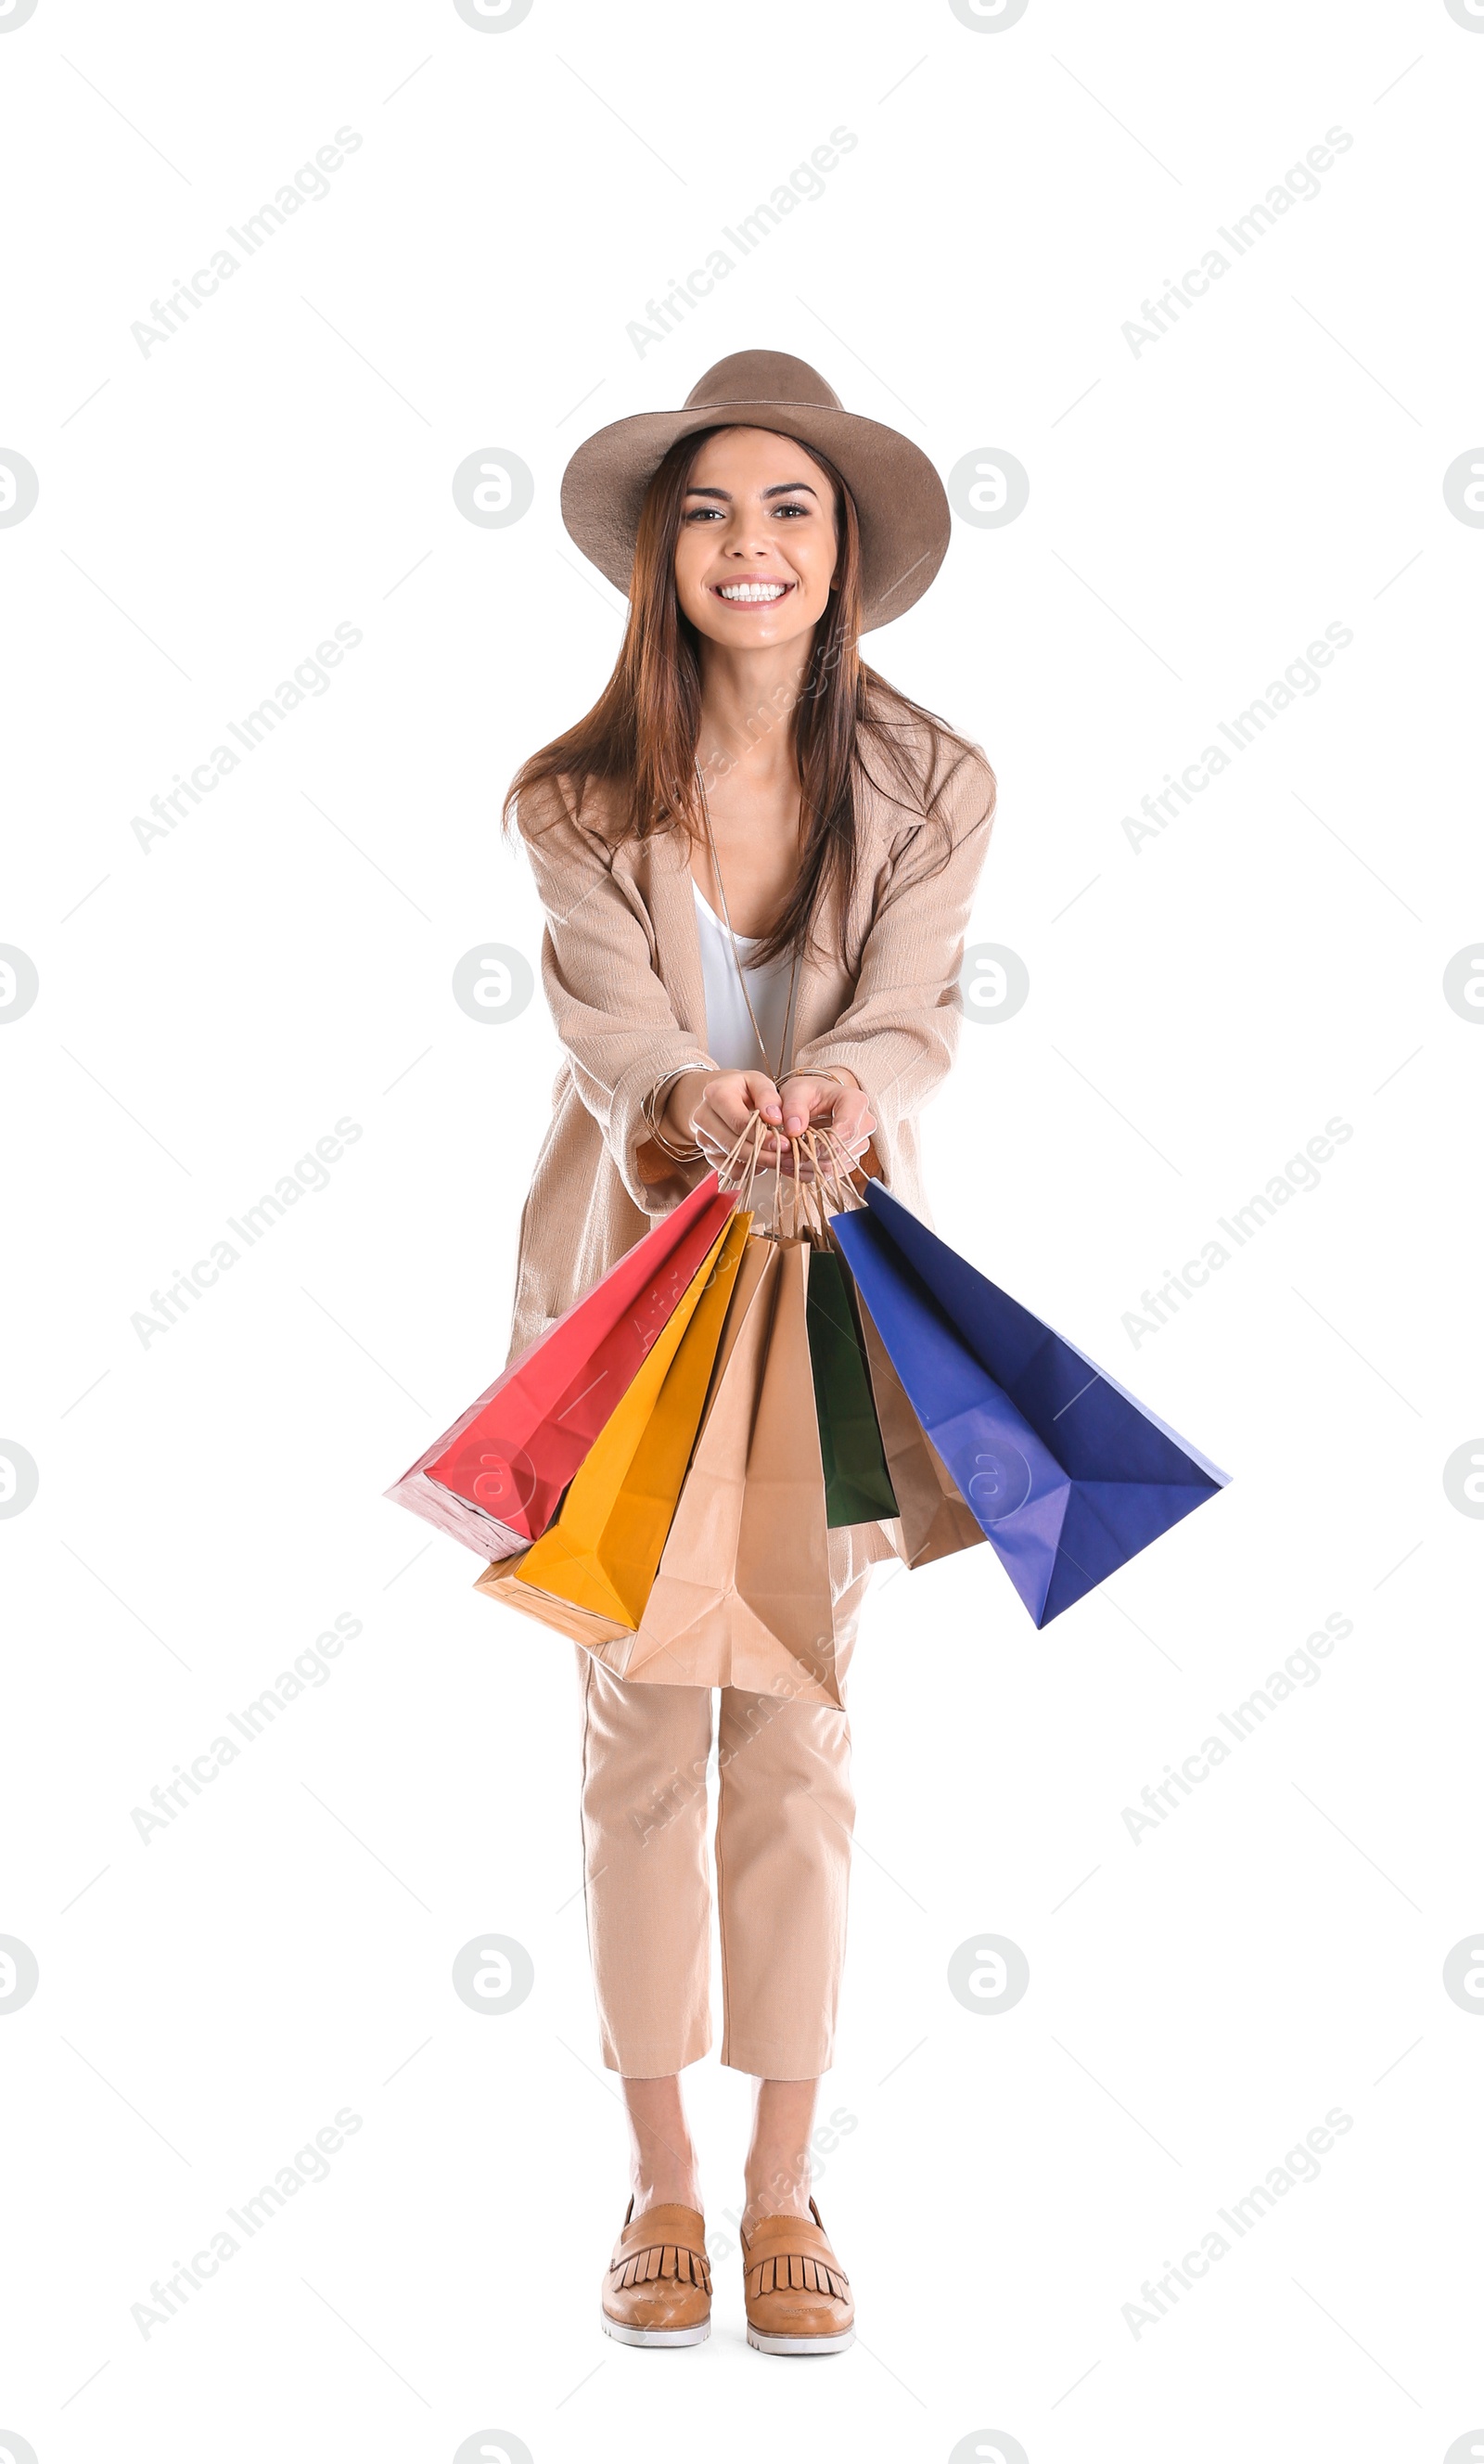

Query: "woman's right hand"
left=664, top=1068, right=786, bottom=1171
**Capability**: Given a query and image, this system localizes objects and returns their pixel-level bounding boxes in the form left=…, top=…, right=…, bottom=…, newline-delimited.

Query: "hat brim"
left=560, top=398, right=950, bottom=633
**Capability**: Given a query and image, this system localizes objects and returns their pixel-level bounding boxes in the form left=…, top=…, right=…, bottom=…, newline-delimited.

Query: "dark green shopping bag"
left=805, top=1244, right=899, bottom=1527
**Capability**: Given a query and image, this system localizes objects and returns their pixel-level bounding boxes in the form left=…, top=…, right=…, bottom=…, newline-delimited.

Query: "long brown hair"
left=505, top=424, right=972, bottom=969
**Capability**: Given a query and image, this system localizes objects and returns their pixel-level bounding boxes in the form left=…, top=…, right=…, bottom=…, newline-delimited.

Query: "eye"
left=684, top=505, right=723, bottom=522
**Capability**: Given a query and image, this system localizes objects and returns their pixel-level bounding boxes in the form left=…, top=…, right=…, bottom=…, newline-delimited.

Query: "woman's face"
left=672, top=426, right=838, bottom=651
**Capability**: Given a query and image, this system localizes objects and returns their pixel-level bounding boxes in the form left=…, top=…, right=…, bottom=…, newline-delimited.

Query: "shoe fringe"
left=745, top=2252, right=850, bottom=2300
left=610, top=2242, right=712, bottom=2294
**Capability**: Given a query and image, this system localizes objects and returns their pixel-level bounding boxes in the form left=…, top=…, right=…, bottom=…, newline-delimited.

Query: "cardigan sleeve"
left=516, top=776, right=712, bottom=1214
left=789, top=741, right=997, bottom=1151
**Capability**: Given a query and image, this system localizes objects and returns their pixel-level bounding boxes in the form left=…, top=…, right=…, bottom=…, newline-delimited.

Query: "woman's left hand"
left=776, top=1071, right=876, bottom=1169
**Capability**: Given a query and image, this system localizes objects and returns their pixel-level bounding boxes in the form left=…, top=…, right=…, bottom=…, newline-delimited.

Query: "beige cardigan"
left=506, top=718, right=996, bottom=1360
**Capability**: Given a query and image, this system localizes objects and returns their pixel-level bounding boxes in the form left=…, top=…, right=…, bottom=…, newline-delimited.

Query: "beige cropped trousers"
left=575, top=1529, right=883, bottom=2079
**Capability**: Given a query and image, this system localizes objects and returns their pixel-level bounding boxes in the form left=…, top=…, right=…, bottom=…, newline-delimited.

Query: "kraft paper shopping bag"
left=853, top=1290, right=985, bottom=1571
left=610, top=1239, right=843, bottom=1707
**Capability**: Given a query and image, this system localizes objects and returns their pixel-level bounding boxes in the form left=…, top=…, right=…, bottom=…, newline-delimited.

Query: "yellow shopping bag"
left=515, top=1211, right=751, bottom=1626
left=475, top=1545, right=628, bottom=1650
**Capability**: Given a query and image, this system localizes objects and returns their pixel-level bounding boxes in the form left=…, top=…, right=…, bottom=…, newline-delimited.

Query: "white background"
left=3, top=1, right=1482, bottom=2458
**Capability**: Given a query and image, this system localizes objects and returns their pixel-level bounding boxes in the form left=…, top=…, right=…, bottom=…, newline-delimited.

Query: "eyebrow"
left=683, top=481, right=820, bottom=502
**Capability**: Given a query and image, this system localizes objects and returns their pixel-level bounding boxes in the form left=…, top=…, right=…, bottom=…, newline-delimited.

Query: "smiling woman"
left=495, top=349, right=996, bottom=2358
left=672, top=428, right=846, bottom=957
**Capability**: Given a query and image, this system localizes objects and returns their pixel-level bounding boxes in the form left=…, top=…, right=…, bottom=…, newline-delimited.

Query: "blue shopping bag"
left=829, top=1182, right=1229, bottom=1626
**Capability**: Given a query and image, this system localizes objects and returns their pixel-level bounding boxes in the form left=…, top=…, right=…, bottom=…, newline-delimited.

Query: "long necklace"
left=694, top=764, right=802, bottom=1084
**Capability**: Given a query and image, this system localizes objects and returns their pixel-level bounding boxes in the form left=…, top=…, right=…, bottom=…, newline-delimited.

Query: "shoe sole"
left=747, top=2323, right=855, bottom=2356
left=601, top=2311, right=710, bottom=2348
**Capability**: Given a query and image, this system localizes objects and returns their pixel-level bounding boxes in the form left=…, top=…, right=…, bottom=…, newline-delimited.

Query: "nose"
left=722, top=504, right=778, bottom=558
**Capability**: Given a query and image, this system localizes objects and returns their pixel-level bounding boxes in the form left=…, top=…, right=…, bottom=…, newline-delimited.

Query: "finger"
left=812, top=1085, right=855, bottom=1127
left=696, top=1091, right=750, bottom=1144
left=698, top=1101, right=784, bottom=1165
left=780, top=1079, right=813, bottom=1135
left=744, top=1071, right=783, bottom=1123
left=819, top=1112, right=868, bottom=1165
left=716, top=1085, right=767, bottom=1136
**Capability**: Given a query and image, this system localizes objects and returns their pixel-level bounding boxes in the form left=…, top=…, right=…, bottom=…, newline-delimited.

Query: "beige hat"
left=560, top=349, right=951, bottom=632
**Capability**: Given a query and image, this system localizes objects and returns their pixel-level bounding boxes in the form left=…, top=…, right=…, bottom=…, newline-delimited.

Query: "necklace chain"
left=694, top=764, right=801, bottom=1086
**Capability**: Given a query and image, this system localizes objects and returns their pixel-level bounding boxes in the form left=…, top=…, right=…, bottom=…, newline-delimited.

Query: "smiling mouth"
left=711, top=579, right=795, bottom=605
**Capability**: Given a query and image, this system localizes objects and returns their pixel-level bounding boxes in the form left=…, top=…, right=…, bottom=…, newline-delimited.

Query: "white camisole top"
left=692, top=879, right=798, bottom=1077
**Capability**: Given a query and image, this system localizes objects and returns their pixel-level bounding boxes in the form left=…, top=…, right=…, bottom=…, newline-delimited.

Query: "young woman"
left=504, top=351, right=996, bottom=2354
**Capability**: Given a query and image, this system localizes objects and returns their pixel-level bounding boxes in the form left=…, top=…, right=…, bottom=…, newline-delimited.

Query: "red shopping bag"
left=386, top=1174, right=736, bottom=1558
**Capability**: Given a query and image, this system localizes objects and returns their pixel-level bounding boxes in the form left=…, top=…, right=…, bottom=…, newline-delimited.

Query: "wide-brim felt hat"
left=560, top=349, right=951, bottom=633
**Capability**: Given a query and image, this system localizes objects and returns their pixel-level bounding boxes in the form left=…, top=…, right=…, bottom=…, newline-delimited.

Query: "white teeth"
left=718, top=582, right=788, bottom=601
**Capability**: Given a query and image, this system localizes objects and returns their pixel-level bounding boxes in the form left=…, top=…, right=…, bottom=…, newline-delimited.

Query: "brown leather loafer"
left=741, top=2197, right=853, bottom=2355
left=600, top=2200, right=711, bottom=2347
